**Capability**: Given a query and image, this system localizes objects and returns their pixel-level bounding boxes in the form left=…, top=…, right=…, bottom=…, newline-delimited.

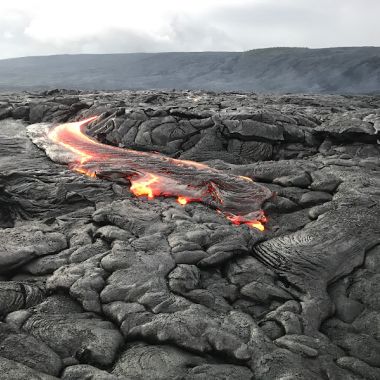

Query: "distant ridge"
left=1, top=47, right=379, bottom=94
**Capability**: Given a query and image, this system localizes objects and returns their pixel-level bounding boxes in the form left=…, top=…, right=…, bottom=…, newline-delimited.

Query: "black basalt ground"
left=0, top=89, right=379, bottom=380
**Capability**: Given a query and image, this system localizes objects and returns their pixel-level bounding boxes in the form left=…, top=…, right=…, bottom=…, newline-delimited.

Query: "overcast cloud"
left=0, top=0, right=379, bottom=59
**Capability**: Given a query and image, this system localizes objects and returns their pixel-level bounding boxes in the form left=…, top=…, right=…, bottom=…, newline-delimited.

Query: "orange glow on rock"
left=177, top=196, right=189, bottom=205
left=248, top=221, right=265, bottom=231
left=130, top=173, right=160, bottom=199
left=238, top=175, right=254, bottom=182
left=47, top=116, right=271, bottom=231
left=225, top=213, right=267, bottom=232
left=72, top=166, right=97, bottom=178
left=49, top=116, right=99, bottom=165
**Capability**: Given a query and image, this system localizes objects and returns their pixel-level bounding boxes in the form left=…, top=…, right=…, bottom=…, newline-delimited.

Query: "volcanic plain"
left=0, top=89, right=379, bottom=380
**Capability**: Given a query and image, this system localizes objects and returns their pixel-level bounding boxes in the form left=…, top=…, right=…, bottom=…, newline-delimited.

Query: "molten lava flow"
left=249, top=221, right=265, bottom=232
left=130, top=173, right=160, bottom=199
left=48, top=117, right=271, bottom=231
left=72, top=166, right=97, bottom=178
left=49, top=116, right=98, bottom=164
left=177, top=196, right=189, bottom=205
left=226, top=214, right=268, bottom=232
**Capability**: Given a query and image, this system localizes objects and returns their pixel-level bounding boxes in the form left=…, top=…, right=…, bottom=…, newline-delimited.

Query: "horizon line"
left=1, top=45, right=380, bottom=61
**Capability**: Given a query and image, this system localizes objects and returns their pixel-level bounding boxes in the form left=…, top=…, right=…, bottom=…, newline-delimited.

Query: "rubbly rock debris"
left=0, top=89, right=379, bottom=379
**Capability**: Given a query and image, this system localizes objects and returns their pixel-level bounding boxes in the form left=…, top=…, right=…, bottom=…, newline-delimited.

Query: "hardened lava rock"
left=0, top=90, right=379, bottom=380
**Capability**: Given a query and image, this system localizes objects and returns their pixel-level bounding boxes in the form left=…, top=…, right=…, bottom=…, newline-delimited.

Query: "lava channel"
left=47, top=117, right=272, bottom=231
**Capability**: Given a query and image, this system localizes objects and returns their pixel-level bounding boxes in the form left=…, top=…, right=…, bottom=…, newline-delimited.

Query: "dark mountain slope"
left=0, top=47, right=379, bottom=93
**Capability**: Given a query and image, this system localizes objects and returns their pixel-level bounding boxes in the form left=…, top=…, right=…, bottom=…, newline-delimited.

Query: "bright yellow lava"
left=177, top=196, right=189, bottom=205
left=130, top=173, right=160, bottom=199
left=248, top=221, right=265, bottom=231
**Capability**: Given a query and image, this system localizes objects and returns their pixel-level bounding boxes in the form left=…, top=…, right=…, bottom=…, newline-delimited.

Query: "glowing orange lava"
left=130, top=173, right=160, bottom=199
left=248, top=221, right=265, bottom=232
left=48, top=117, right=269, bottom=231
left=225, top=214, right=267, bottom=231
left=49, top=116, right=98, bottom=164
left=177, top=196, right=189, bottom=205
left=72, top=166, right=97, bottom=178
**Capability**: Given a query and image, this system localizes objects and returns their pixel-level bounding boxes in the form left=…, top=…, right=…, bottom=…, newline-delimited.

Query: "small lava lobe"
left=47, top=117, right=271, bottom=230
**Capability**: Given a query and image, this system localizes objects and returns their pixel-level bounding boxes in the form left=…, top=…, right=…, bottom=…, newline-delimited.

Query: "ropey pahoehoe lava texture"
left=0, top=90, right=379, bottom=380
left=28, top=117, right=271, bottom=230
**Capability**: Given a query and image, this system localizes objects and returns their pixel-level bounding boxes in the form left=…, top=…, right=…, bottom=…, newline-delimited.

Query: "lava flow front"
left=47, top=117, right=271, bottom=231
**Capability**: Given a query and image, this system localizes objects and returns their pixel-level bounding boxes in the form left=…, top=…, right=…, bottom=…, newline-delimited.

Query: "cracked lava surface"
left=1, top=90, right=379, bottom=380
left=47, top=117, right=271, bottom=231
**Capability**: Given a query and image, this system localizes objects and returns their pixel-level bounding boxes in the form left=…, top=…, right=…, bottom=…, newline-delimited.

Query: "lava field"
left=0, top=89, right=379, bottom=380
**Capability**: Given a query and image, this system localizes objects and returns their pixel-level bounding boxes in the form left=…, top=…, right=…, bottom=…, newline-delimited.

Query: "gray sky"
left=1, top=0, right=379, bottom=59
